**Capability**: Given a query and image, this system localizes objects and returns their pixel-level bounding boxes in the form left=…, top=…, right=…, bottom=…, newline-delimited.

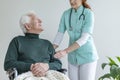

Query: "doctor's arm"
left=53, top=32, right=64, bottom=49
left=54, top=33, right=90, bottom=58
left=53, top=12, right=66, bottom=49
left=64, top=33, right=90, bottom=53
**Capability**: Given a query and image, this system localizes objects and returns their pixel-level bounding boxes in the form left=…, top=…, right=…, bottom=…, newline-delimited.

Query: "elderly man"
left=4, top=11, right=62, bottom=77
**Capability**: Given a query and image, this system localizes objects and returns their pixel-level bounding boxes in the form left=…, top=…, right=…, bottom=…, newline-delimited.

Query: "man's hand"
left=38, top=63, right=49, bottom=72
left=30, top=63, right=49, bottom=77
left=54, top=50, right=67, bottom=59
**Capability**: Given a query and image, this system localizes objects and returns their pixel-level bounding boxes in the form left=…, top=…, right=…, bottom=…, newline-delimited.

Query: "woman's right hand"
left=54, top=50, right=67, bottom=59
left=53, top=44, right=58, bottom=49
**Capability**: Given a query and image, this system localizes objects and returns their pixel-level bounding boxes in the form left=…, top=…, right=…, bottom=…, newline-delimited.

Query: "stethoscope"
left=69, top=7, right=85, bottom=31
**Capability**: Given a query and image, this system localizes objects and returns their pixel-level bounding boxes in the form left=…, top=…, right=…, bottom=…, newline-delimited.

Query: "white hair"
left=19, top=11, right=36, bottom=33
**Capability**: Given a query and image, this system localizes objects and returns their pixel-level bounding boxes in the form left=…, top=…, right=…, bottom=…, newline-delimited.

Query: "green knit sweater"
left=4, top=33, right=62, bottom=74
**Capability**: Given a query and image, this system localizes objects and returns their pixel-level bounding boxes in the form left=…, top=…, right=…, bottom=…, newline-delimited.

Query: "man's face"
left=29, top=14, right=43, bottom=33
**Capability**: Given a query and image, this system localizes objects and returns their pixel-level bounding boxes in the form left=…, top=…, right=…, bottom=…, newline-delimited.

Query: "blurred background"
left=0, top=0, right=120, bottom=80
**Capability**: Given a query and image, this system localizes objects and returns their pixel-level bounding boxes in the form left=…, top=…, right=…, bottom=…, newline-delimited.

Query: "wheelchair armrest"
left=57, top=68, right=67, bottom=74
left=7, top=68, right=18, bottom=80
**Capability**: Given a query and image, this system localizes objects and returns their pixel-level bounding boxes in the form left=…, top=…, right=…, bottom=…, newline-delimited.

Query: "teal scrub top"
left=58, top=5, right=99, bottom=65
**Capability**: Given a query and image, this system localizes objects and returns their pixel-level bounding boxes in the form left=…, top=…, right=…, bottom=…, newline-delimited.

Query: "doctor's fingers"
left=54, top=52, right=63, bottom=59
left=56, top=50, right=61, bottom=53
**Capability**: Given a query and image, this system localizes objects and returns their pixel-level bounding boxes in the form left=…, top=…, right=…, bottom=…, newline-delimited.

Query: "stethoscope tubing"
left=69, top=7, right=85, bottom=31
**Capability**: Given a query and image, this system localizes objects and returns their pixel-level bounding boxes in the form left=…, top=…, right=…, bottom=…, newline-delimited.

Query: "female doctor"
left=53, top=0, right=99, bottom=80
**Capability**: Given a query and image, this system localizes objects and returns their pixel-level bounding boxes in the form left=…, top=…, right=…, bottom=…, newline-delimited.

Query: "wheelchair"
left=7, top=68, right=67, bottom=80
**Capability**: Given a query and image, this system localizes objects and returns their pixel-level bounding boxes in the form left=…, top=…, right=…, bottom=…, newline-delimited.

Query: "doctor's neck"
left=73, top=3, right=82, bottom=10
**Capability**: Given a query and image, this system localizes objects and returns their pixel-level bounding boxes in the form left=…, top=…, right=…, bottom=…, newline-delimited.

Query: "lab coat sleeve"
left=53, top=12, right=66, bottom=45
left=58, top=12, right=66, bottom=33
left=82, top=9, right=95, bottom=35
left=76, top=33, right=90, bottom=47
left=53, top=32, right=64, bottom=46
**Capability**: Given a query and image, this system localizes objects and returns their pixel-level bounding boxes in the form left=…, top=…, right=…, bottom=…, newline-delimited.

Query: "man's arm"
left=48, top=42, right=62, bottom=70
left=4, top=37, right=32, bottom=74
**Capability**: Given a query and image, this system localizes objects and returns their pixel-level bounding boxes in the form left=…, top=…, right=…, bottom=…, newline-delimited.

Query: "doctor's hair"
left=82, top=0, right=91, bottom=9
left=19, top=11, right=36, bottom=33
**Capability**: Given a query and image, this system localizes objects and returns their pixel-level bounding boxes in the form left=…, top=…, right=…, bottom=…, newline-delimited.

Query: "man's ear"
left=24, top=23, right=31, bottom=30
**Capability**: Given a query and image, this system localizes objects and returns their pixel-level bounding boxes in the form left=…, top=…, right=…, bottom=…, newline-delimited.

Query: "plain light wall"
left=89, top=0, right=120, bottom=79
left=0, top=0, right=120, bottom=80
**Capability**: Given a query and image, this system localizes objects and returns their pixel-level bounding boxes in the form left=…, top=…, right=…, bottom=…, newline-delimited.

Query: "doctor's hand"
left=54, top=50, right=67, bottom=59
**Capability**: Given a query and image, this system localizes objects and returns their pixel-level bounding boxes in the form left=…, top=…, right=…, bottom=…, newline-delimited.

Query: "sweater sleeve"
left=48, top=42, right=62, bottom=70
left=4, top=37, right=32, bottom=74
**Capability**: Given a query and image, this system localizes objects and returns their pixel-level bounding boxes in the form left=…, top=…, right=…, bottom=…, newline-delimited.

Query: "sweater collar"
left=25, top=33, right=39, bottom=39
